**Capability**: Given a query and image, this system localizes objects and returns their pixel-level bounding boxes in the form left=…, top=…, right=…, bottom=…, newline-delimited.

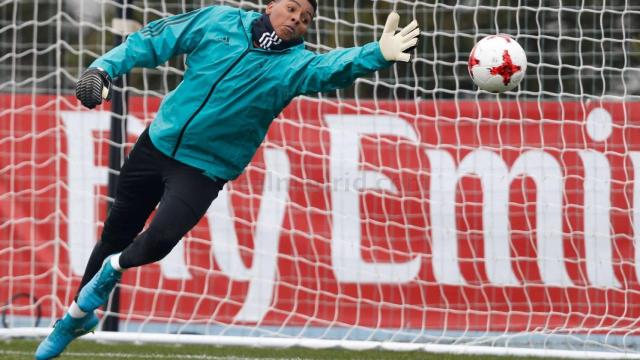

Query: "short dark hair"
left=271, top=0, right=317, bottom=14
left=277, top=0, right=316, bottom=12
left=307, top=0, right=317, bottom=12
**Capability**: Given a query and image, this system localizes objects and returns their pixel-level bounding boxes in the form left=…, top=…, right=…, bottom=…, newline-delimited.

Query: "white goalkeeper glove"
left=379, top=12, right=420, bottom=62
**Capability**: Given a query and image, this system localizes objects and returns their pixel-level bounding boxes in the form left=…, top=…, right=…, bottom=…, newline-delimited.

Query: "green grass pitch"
left=1, top=339, right=561, bottom=359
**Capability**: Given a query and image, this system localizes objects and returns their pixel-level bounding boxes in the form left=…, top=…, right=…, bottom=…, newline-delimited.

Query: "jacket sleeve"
left=296, top=42, right=393, bottom=95
left=89, top=7, right=215, bottom=79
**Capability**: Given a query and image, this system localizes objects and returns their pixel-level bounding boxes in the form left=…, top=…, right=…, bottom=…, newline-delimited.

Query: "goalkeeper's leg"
left=36, top=128, right=164, bottom=360
left=77, top=147, right=226, bottom=312
left=118, top=172, right=226, bottom=268
left=77, top=129, right=165, bottom=294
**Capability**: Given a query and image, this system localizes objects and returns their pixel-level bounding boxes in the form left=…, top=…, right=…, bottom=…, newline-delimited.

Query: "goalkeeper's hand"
left=76, top=68, right=112, bottom=109
left=379, top=12, right=420, bottom=62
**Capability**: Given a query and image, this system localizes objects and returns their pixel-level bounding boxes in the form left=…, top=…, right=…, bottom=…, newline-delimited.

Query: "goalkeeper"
left=36, top=0, right=419, bottom=358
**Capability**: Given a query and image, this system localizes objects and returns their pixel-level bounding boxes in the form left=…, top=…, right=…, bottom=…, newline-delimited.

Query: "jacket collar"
left=240, top=10, right=261, bottom=42
left=239, top=10, right=305, bottom=53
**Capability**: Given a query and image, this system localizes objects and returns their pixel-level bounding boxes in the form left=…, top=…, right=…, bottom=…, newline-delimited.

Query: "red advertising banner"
left=1, top=94, right=640, bottom=333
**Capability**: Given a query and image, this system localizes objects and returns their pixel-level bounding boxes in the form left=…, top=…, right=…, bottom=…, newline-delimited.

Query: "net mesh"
left=1, top=0, right=640, bottom=355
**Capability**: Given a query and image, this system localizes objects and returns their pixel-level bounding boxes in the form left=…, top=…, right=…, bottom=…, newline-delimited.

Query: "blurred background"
left=1, top=0, right=638, bottom=102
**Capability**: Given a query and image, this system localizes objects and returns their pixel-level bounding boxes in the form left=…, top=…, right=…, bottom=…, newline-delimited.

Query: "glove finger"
left=383, top=12, right=400, bottom=34
left=404, top=33, right=420, bottom=53
left=81, top=99, right=96, bottom=109
left=400, top=38, right=419, bottom=51
left=398, top=20, right=418, bottom=36
left=78, top=92, right=100, bottom=109
left=397, top=53, right=411, bottom=62
left=402, top=28, right=421, bottom=41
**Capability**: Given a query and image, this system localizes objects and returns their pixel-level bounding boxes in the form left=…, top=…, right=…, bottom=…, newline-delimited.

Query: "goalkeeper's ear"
left=379, top=12, right=420, bottom=62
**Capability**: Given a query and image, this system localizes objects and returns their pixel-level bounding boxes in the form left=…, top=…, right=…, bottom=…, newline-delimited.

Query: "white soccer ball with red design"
left=468, top=35, right=527, bottom=92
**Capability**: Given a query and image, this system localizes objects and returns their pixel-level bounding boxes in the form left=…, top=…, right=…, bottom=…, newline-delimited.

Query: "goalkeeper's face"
left=266, top=0, right=315, bottom=41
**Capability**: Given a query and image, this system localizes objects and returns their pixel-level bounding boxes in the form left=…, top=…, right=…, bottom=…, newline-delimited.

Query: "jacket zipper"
left=171, top=49, right=250, bottom=157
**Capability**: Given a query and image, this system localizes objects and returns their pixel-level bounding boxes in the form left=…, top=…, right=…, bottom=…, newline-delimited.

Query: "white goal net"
left=1, top=0, right=640, bottom=358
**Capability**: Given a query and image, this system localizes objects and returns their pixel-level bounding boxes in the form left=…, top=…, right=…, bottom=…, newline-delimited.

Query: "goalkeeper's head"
left=266, top=0, right=316, bottom=41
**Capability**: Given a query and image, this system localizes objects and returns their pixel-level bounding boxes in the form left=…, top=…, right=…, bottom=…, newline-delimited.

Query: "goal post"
left=1, top=1, right=640, bottom=358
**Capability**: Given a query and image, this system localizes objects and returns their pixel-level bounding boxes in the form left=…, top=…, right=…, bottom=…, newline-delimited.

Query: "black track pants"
left=75, top=128, right=226, bottom=296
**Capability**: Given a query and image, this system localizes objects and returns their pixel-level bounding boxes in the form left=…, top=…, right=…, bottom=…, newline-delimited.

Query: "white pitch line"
left=0, top=350, right=299, bottom=360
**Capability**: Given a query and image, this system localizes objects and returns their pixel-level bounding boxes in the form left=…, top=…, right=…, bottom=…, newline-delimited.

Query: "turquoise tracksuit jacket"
left=91, top=5, right=392, bottom=180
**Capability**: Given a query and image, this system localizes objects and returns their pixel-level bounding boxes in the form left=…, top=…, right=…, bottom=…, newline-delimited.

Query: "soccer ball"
left=468, top=35, right=527, bottom=92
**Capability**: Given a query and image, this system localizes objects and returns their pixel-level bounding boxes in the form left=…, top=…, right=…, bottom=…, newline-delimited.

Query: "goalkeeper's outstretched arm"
left=76, top=7, right=216, bottom=109
left=296, top=12, right=419, bottom=95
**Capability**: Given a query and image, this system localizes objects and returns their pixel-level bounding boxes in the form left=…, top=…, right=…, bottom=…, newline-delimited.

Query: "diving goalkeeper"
left=36, top=0, right=419, bottom=358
